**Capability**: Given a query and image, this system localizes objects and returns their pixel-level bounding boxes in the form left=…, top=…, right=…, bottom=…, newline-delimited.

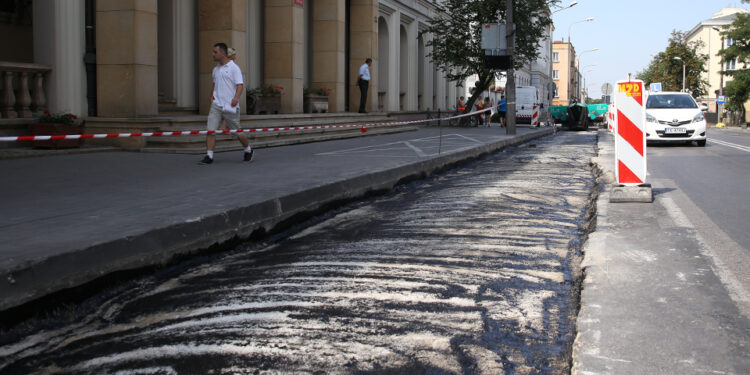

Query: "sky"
left=551, top=0, right=750, bottom=97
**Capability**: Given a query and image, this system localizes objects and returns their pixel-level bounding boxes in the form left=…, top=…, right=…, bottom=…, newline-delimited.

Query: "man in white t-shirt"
left=199, top=42, right=253, bottom=165
left=357, top=58, right=372, bottom=113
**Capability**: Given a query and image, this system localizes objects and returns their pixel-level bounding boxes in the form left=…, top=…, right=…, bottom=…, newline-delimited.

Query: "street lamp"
left=552, top=1, right=578, bottom=14
left=568, top=17, right=594, bottom=43
left=582, top=66, right=597, bottom=103
left=673, top=56, right=686, bottom=92
left=712, top=26, right=726, bottom=123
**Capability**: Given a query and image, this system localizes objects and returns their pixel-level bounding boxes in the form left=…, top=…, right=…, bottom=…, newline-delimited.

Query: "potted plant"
left=303, top=87, right=330, bottom=113
left=29, top=110, right=84, bottom=149
left=247, top=84, right=283, bottom=115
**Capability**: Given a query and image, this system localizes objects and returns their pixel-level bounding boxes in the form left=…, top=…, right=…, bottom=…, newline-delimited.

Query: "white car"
left=645, top=92, right=707, bottom=147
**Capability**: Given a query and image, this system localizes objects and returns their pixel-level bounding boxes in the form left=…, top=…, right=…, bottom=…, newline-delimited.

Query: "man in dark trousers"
left=357, top=58, right=372, bottom=113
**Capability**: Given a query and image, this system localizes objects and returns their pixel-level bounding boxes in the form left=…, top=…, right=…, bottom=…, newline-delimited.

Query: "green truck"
left=549, top=103, right=609, bottom=124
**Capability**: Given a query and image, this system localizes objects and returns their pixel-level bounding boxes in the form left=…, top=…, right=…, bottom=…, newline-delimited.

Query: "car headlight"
left=647, top=113, right=657, bottom=123
left=692, top=112, right=705, bottom=123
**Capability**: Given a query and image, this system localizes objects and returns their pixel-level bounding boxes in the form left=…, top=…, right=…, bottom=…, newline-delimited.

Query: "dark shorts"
left=498, top=111, right=506, bottom=117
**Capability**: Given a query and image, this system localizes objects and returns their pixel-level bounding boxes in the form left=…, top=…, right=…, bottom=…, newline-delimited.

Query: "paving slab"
left=0, top=126, right=553, bottom=311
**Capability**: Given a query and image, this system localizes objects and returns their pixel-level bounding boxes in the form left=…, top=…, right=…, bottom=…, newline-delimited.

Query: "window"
left=553, top=52, right=559, bottom=62
left=725, top=58, right=737, bottom=70
left=554, top=87, right=559, bottom=98
left=727, top=37, right=735, bottom=47
left=553, top=70, right=559, bottom=80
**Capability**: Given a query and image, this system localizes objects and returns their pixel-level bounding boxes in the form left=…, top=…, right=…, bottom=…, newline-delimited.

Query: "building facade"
left=0, top=0, right=462, bottom=127
left=551, top=41, right=578, bottom=106
left=686, top=7, right=747, bottom=112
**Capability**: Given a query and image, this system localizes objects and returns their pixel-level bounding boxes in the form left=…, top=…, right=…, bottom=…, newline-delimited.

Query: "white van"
left=515, top=86, right=539, bottom=124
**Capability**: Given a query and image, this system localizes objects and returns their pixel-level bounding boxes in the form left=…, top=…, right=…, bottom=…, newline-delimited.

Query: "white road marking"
left=315, top=134, right=488, bottom=157
left=710, top=138, right=750, bottom=153
left=656, top=182, right=750, bottom=317
left=404, top=141, right=428, bottom=157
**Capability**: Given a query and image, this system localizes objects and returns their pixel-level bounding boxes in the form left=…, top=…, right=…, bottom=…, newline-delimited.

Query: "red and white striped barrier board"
left=531, top=105, right=539, bottom=127
left=614, top=80, right=647, bottom=185
left=0, top=107, right=497, bottom=143
left=607, top=104, right=616, bottom=132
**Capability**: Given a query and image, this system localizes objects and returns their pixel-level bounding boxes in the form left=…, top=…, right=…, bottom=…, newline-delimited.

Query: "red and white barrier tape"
left=0, top=107, right=494, bottom=142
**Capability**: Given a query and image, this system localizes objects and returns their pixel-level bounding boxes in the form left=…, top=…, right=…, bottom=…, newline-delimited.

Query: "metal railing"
left=0, top=62, right=51, bottom=119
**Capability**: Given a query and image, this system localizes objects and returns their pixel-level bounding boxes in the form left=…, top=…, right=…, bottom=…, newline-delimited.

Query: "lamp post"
left=673, top=56, right=686, bottom=92
left=582, top=65, right=597, bottom=103
left=713, top=26, right=725, bottom=123
left=568, top=17, right=594, bottom=43
left=575, top=49, right=599, bottom=104
left=552, top=1, right=578, bottom=14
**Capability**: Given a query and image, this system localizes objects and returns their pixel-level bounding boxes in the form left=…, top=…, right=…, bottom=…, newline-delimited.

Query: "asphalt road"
left=0, top=131, right=597, bottom=375
left=647, top=127, right=750, bottom=315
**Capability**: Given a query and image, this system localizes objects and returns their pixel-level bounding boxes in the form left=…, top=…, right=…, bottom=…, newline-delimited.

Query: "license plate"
left=664, top=127, right=687, bottom=134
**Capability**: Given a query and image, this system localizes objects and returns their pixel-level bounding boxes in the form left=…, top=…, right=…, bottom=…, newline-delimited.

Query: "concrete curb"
left=1, top=127, right=554, bottom=312
left=572, top=129, right=615, bottom=374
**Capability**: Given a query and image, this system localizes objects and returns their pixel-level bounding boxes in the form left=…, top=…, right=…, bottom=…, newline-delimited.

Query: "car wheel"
left=697, top=139, right=706, bottom=147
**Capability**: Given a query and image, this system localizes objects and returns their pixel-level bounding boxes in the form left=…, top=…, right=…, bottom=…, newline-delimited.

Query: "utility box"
left=481, top=24, right=508, bottom=52
left=482, top=23, right=513, bottom=69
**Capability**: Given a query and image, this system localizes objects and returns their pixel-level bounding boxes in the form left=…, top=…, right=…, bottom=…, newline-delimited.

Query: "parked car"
left=645, top=92, right=707, bottom=147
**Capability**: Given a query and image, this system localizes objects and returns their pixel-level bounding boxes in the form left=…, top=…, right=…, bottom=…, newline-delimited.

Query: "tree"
left=718, top=12, right=750, bottom=125
left=425, top=0, right=557, bottom=113
left=636, top=31, right=708, bottom=98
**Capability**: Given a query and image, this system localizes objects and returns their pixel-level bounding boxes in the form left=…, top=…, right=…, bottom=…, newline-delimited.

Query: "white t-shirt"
left=359, top=63, right=371, bottom=81
left=212, top=60, right=244, bottom=112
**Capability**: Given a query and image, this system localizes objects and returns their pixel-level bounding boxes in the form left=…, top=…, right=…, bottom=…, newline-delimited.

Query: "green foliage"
left=718, top=13, right=750, bottom=118
left=36, top=110, right=79, bottom=125
left=247, top=84, right=283, bottom=98
left=304, top=87, right=331, bottom=96
left=724, top=70, right=750, bottom=112
left=424, top=0, right=558, bottom=111
left=636, top=31, right=708, bottom=98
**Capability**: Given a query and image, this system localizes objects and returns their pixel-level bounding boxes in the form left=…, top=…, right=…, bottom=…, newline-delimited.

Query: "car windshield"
left=646, top=94, right=697, bottom=109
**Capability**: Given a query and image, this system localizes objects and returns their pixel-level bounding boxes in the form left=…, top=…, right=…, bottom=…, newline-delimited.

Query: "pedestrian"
left=475, top=97, right=485, bottom=125
left=199, top=42, right=253, bottom=165
left=498, top=95, right=507, bottom=128
left=218, top=47, right=238, bottom=132
left=357, top=58, right=372, bottom=113
left=457, top=96, right=466, bottom=112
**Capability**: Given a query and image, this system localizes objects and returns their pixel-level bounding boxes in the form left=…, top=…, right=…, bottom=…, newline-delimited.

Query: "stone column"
left=386, top=10, right=399, bottom=111
left=198, top=0, right=246, bottom=115
left=435, top=70, right=446, bottom=110
left=174, top=0, right=197, bottom=108
left=33, top=0, right=87, bottom=116
left=264, top=0, right=303, bottom=114
left=350, top=0, right=379, bottom=112
left=95, top=0, right=158, bottom=117
left=246, top=0, right=264, bottom=91
left=448, top=79, right=457, bottom=110
left=312, top=0, right=345, bottom=112
left=423, top=31, right=434, bottom=111
left=405, top=18, right=418, bottom=111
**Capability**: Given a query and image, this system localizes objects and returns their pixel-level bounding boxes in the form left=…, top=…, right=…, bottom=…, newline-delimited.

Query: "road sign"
left=601, top=83, right=613, bottom=96
left=650, top=82, right=662, bottom=92
left=718, top=95, right=726, bottom=105
left=614, top=80, right=647, bottom=185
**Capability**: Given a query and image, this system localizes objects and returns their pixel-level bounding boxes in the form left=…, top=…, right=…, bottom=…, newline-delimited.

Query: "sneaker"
left=199, top=155, right=213, bottom=165
left=243, top=149, right=254, bottom=162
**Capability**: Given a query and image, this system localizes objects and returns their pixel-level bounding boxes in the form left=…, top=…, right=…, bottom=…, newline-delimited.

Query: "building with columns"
left=0, top=0, right=463, bottom=135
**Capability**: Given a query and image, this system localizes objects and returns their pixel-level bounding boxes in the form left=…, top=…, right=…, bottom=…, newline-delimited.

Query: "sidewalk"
left=0, top=125, right=552, bottom=312
left=573, top=130, right=750, bottom=374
